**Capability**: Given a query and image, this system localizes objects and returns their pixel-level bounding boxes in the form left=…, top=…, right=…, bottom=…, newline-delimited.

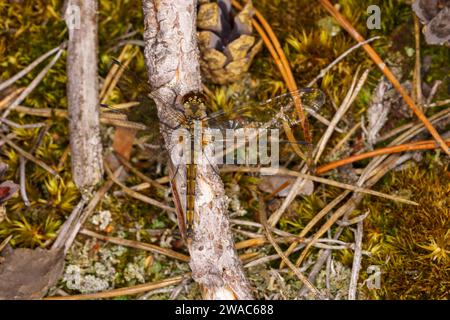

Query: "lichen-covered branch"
left=65, top=0, right=103, bottom=193
left=141, top=0, right=253, bottom=300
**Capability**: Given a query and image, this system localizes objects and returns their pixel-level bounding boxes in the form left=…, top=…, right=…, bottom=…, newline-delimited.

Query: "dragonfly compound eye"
left=181, top=91, right=208, bottom=117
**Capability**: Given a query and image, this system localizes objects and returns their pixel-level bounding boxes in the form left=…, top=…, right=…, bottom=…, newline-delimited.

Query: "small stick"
left=45, top=274, right=188, bottom=300
left=258, top=197, right=324, bottom=299
left=18, top=124, right=49, bottom=206
left=2, top=49, right=64, bottom=118
left=0, top=118, right=46, bottom=129
left=316, top=138, right=450, bottom=174
left=19, top=157, right=30, bottom=207
left=0, top=133, right=58, bottom=176
left=221, top=166, right=418, bottom=205
left=104, top=162, right=175, bottom=213
left=0, top=88, right=24, bottom=110
left=114, top=152, right=166, bottom=190
left=80, top=228, right=189, bottom=262
left=348, top=221, right=364, bottom=300
left=413, top=14, right=423, bottom=107
left=307, top=37, right=380, bottom=87
left=0, top=43, right=65, bottom=92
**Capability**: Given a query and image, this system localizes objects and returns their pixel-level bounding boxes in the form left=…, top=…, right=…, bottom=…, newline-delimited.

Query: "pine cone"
left=413, top=0, right=450, bottom=45
left=197, top=0, right=263, bottom=85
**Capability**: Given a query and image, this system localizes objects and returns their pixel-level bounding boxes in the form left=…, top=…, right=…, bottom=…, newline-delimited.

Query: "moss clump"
left=363, top=158, right=450, bottom=299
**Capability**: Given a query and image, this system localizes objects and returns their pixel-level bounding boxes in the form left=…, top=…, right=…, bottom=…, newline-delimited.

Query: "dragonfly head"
left=181, top=91, right=208, bottom=120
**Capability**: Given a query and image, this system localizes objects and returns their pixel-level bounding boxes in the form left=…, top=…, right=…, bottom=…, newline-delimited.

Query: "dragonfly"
left=108, top=60, right=326, bottom=239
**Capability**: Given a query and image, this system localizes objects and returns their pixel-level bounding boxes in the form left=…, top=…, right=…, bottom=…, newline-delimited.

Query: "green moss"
left=362, top=159, right=449, bottom=299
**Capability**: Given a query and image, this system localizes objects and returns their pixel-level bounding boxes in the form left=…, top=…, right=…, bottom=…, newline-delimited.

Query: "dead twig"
left=104, top=162, right=175, bottom=213
left=307, top=37, right=380, bottom=87
left=221, top=166, right=417, bottom=205
left=65, top=0, right=103, bottom=192
left=18, top=124, right=49, bottom=206
left=2, top=48, right=64, bottom=119
left=348, top=221, right=364, bottom=300
left=52, top=168, right=122, bottom=254
left=316, top=138, right=450, bottom=174
left=45, top=274, right=188, bottom=300
left=258, top=197, right=324, bottom=299
left=0, top=43, right=65, bottom=92
left=79, top=228, right=189, bottom=262
left=0, top=133, right=58, bottom=176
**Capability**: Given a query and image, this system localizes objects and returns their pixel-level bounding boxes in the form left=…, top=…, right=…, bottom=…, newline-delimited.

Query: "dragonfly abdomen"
left=185, top=125, right=198, bottom=239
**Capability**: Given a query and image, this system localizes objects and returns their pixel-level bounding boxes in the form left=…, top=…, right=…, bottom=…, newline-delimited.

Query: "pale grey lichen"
left=63, top=265, right=110, bottom=294
left=62, top=240, right=128, bottom=293
left=90, top=210, right=112, bottom=231
left=123, top=256, right=147, bottom=284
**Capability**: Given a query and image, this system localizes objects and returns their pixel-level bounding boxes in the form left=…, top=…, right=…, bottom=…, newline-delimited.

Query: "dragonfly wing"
left=205, top=88, right=326, bottom=131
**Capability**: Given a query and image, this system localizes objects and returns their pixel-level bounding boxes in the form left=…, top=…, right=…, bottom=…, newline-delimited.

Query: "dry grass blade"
left=115, top=152, right=166, bottom=190
left=221, top=166, right=417, bottom=205
left=100, top=45, right=138, bottom=103
left=6, top=105, right=146, bottom=130
left=314, top=68, right=369, bottom=163
left=45, top=274, right=189, bottom=300
left=0, top=133, right=58, bottom=176
left=80, top=228, right=189, bottom=262
left=104, top=162, right=175, bottom=213
left=413, top=14, right=423, bottom=106
left=307, top=37, right=380, bottom=87
left=0, top=88, right=24, bottom=110
left=329, top=122, right=361, bottom=155
left=280, top=191, right=350, bottom=269
left=2, top=49, right=64, bottom=119
left=0, top=118, right=46, bottom=129
left=0, top=235, right=13, bottom=252
left=0, top=43, right=65, bottom=92
left=258, top=197, right=324, bottom=299
left=232, top=0, right=312, bottom=161
left=316, top=139, right=450, bottom=174
left=348, top=221, right=364, bottom=300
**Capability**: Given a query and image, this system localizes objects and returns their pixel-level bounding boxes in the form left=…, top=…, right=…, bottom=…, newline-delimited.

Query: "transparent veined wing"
left=200, top=88, right=325, bottom=166
left=205, top=88, right=326, bottom=132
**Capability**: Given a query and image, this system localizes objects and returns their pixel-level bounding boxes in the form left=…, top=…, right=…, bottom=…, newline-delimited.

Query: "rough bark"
left=141, top=0, right=253, bottom=300
left=65, top=0, right=103, bottom=193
